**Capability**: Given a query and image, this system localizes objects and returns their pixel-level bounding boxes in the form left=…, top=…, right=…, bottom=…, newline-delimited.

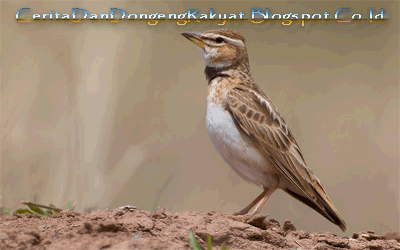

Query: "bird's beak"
left=181, top=32, right=205, bottom=49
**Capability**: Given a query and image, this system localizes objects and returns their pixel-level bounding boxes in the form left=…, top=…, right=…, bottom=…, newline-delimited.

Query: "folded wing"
left=227, top=86, right=347, bottom=232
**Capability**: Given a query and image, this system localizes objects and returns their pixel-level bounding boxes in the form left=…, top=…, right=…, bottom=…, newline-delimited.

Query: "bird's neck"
left=204, top=61, right=252, bottom=85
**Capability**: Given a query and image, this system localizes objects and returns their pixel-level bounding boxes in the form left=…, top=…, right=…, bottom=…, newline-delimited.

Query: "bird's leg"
left=232, top=188, right=268, bottom=215
left=249, top=186, right=277, bottom=215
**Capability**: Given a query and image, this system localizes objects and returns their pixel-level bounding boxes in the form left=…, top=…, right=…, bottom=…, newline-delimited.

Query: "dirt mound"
left=0, top=207, right=399, bottom=250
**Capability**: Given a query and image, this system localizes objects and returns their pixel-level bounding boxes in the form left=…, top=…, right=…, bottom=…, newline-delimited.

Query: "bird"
left=181, top=29, right=347, bottom=232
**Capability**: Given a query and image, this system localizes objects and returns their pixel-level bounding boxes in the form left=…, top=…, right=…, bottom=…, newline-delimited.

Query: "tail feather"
left=285, top=188, right=347, bottom=232
left=315, top=190, right=347, bottom=232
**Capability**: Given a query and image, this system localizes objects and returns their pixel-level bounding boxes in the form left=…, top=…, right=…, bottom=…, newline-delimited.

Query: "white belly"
left=206, top=103, right=279, bottom=187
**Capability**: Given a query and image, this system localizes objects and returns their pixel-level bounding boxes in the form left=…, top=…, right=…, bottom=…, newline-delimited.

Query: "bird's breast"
left=205, top=102, right=279, bottom=187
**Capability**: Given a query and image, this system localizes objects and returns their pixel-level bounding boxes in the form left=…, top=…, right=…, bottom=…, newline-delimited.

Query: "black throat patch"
left=204, top=66, right=230, bottom=84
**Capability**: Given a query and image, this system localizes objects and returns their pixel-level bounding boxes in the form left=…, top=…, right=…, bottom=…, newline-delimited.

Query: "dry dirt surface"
left=0, top=207, right=399, bottom=250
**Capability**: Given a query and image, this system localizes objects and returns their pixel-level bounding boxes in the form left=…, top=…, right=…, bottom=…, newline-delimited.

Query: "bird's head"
left=181, top=29, right=249, bottom=69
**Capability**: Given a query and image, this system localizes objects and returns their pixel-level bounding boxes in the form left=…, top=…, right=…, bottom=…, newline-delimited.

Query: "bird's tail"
left=285, top=185, right=347, bottom=232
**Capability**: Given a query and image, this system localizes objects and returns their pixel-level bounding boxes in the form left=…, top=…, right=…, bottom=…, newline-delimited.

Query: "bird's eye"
left=215, top=37, right=224, bottom=43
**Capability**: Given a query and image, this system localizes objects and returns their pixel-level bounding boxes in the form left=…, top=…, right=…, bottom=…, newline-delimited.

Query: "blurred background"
left=1, top=0, right=398, bottom=236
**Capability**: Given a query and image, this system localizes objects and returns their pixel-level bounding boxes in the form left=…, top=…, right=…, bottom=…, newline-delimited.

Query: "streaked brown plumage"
left=182, top=29, right=347, bottom=232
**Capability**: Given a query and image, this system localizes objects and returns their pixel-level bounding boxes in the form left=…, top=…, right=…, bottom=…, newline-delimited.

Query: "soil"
left=0, top=206, right=399, bottom=250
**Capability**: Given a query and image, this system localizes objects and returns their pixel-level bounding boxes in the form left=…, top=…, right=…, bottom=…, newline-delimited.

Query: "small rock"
left=360, top=233, right=371, bottom=240
left=292, top=230, right=310, bottom=239
left=263, top=229, right=287, bottom=248
left=152, top=207, right=167, bottom=219
left=269, top=219, right=280, bottom=228
left=1, top=235, right=7, bottom=241
left=387, top=240, right=400, bottom=250
left=78, top=222, right=93, bottom=234
left=244, top=226, right=263, bottom=241
left=138, top=218, right=154, bottom=231
left=313, top=242, right=329, bottom=250
left=114, top=210, right=124, bottom=217
left=369, top=234, right=387, bottom=240
left=60, top=209, right=75, bottom=217
left=282, top=220, right=296, bottom=233
left=99, top=240, right=111, bottom=249
left=384, top=232, right=400, bottom=242
left=368, top=241, right=383, bottom=250
left=118, top=205, right=137, bottom=212
left=26, top=230, right=41, bottom=245
left=207, top=211, right=217, bottom=216
left=98, top=223, right=124, bottom=232
left=51, top=213, right=62, bottom=218
left=245, top=214, right=268, bottom=230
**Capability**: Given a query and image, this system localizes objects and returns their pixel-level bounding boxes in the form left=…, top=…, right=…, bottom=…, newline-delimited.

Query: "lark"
left=181, top=29, right=347, bottom=232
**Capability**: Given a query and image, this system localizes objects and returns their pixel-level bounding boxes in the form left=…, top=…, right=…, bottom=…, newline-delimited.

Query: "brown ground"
left=0, top=207, right=399, bottom=250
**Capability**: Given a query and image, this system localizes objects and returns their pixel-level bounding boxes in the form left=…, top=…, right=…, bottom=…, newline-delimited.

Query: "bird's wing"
left=227, top=86, right=315, bottom=197
left=227, top=86, right=347, bottom=231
